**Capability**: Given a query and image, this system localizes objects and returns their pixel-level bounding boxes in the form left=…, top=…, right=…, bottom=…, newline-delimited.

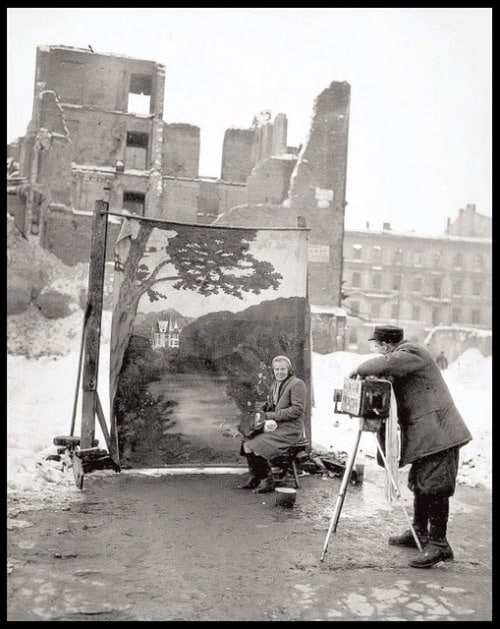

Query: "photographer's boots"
left=389, top=493, right=429, bottom=548
left=238, top=452, right=260, bottom=489
left=388, top=528, right=428, bottom=548
left=408, top=495, right=454, bottom=568
left=408, top=539, right=454, bottom=568
left=252, top=456, right=275, bottom=494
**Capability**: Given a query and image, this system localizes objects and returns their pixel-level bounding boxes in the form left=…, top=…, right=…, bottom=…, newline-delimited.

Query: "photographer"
left=238, top=355, right=307, bottom=494
left=349, top=325, right=472, bottom=569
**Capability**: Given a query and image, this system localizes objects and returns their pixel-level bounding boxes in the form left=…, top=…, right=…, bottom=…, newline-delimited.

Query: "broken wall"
left=221, top=128, right=257, bottom=182
left=246, top=156, right=297, bottom=206
left=42, top=206, right=122, bottom=266
left=162, top=123, right=200, bottom=177
left=162, top=178, right=247, bottom=224
left=34, top=46, right=164, bottom=115
left=287, top=81, right=350, bottom=309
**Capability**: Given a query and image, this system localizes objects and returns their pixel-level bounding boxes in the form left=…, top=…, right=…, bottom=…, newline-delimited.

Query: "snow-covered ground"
left=7, top=313, right=491, bottom=503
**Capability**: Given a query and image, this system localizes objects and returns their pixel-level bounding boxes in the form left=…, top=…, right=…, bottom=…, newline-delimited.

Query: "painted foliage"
left=110, top=216, right=310, bottom=467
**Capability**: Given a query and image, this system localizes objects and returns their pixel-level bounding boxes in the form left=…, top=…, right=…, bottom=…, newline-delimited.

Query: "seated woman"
left=238, top=355, right=307, bottom=493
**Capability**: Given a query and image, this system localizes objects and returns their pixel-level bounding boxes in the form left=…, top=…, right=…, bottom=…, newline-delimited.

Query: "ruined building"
left=8, top=45, right=351, bottom=351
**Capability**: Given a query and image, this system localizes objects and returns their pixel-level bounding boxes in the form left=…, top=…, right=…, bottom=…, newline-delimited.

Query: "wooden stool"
left=271, top=438, right=309, bottom=489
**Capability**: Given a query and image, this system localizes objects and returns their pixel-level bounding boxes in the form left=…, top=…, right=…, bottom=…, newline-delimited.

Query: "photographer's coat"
left=352, top=340, right=472, bottom=466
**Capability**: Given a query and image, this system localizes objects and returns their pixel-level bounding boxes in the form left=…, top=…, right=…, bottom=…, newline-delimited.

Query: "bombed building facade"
left=8, top=45, right=351, bottom=351
left=11, top=46, right=489, bottom=356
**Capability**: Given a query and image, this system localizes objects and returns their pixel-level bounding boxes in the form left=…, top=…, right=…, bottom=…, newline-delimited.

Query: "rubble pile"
left=7, top=215, right=114, bottom=358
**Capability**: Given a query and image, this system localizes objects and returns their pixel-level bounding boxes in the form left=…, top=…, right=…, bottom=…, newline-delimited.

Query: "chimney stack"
left=382, top=222, right=391, bottom=231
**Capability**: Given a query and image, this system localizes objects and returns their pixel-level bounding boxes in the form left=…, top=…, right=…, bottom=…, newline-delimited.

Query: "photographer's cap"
left=368, top=325, right=404, bottom=344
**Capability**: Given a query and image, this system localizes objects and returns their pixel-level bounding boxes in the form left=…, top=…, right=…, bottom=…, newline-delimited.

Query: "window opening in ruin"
left=471, top=309, right=481, bottom=325
left=123, top=191, right=146, bottom=216
left=126, top=132, right=149, bottom=170
left=472, top=281, right=483, bottom=297
left=372, top=273, right=382, bottom=290
left=412, top=275, right=423, bottom=292
left=412, top=305, right=421, bottom=321
left=350, top=301, right=360, bottom=317
left=393, top=248, right=403, bottom=265
left=473, top=254, right=483, bottom=271
left=432, top=277, right=442, bottom=298
left=453, top=252, right=463, bottom=269
left=451, top=307, right=461, bottom=324
left=432, top=307, right=440, bottom=326
left=128, top=74, right=152, bottom=115
left=452, top=280, right=462, bottom=295
left=392, top=274, right=402, bottom=291
left=372, top=245, right=382, bottom=263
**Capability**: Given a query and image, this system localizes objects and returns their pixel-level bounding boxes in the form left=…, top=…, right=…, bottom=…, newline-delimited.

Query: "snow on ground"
left=7, top=325, right=491, bottom=502
left=7, top=312, right=113, bottom=502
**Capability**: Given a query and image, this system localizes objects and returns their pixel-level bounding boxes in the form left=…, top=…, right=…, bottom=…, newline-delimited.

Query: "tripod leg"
left=320, top=418, right=363, bottom=562
left=375, top=441, right=424, bottom=553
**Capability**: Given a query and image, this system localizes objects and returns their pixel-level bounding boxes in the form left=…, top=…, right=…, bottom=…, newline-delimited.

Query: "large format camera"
left=333, top=377, right=392, bottom=430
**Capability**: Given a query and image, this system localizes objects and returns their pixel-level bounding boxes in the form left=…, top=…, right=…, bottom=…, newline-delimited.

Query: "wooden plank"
left=80, top=200, right=109, bottom=449
left=72, top=453, right=84, bottom=490
left=304, top=298, right=313, bottom=446
left=94, top=393, right=111, bottom=450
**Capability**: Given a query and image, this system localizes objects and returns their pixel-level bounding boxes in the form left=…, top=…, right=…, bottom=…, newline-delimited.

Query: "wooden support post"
left=80, top=200, right=109, bottom=449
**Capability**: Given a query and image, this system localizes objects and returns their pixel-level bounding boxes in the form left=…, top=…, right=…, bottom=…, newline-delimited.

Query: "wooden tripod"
left=320, top=415, right=423, bottom=562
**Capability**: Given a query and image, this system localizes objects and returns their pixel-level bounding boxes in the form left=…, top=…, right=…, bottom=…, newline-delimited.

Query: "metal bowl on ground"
left=274, top=487, right=297, bottom=508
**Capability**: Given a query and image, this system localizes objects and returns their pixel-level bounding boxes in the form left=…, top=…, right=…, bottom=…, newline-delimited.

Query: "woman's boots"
left=238, top=452, right=260, bottom=489
left=238, top=449, right=275, bottom=493
left=252, top=456, right=275, bottom=493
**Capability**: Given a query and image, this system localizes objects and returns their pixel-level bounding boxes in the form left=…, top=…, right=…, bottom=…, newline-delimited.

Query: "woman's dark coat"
left=353, top=340, right=472, bottom=466
left=246, top=375, right=307, bottom=460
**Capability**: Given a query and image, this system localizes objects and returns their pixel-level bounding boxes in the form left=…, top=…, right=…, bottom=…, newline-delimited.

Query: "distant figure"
left=436, top=351, right=449, bottom=371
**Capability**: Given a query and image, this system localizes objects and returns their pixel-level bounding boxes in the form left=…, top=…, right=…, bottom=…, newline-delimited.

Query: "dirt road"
left=7, top=466, right=492, bottom=621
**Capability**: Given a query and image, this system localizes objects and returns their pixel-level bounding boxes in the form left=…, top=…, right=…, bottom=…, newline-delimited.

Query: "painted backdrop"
left=109, top=216, right=310, bottom=468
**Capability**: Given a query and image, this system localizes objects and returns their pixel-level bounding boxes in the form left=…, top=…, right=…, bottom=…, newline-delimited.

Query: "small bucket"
left=275, top=487, right=297, bottom=508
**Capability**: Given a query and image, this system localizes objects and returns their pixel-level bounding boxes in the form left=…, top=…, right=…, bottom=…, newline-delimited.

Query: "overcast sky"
left=7, top=7, right=492, bottom=233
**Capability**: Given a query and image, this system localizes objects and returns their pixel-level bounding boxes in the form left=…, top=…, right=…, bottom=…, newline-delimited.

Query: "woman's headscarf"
left=271, top=355, right=294, bottom=376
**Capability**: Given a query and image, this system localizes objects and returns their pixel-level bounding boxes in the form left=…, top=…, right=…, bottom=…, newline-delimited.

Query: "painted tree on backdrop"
left=110, top=218, right=283, bottom=406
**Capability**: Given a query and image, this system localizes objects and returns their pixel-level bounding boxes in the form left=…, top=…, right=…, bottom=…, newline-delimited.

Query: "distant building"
left=445, top=203, right=492, bottom=238
left=342, top=207, right=492, bottom=352
left=151, top=317, right=181, bottom=350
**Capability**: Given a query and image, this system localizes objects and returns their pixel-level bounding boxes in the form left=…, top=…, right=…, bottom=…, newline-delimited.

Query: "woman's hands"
left=264, top=419, right=278, bottom=432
